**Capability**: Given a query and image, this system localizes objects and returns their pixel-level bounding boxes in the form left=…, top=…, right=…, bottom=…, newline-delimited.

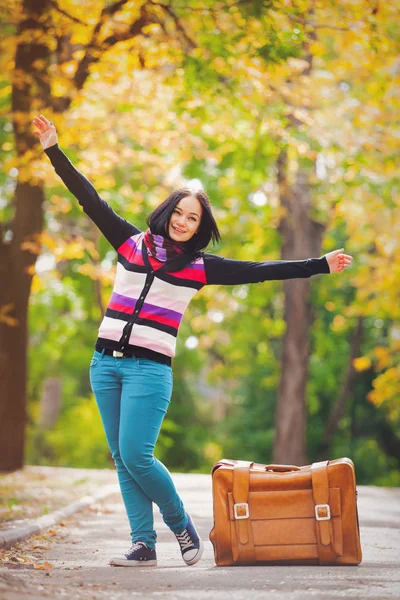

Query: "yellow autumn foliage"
left=1, top=0, right=399, bottom=461
left=353, top=357, right=372, bottom=372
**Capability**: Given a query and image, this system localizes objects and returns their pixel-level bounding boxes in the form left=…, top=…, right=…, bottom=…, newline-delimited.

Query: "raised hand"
left=32, top=114, right=58, bottom=150
left=324, top=248, right=353, bottom=274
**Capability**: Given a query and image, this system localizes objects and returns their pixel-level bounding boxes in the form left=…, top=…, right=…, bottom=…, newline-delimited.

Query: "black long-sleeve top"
left=44, top=143, right=330, bottom=364
left=43, top=143, right=330, bottom=284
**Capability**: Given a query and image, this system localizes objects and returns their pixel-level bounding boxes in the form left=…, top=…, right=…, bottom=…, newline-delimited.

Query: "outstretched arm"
left=33, top=114, right=140, bottom=250
left=203, top=249, right=352, bottom=285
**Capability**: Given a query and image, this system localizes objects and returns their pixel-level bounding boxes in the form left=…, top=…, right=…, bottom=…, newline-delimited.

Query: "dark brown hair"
left=146, top=188, right=221, bottom=257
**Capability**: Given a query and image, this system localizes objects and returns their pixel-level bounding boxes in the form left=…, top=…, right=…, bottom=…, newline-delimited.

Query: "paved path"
left=1, top=473, right=400, bottom=599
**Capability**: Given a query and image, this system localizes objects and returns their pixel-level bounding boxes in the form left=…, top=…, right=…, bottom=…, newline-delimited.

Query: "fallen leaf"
left=34, top=561, right=53, bottom=570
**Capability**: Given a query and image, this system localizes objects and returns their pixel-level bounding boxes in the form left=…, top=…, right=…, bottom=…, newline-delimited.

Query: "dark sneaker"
left=174, top=512, right=204, bottom=566
left=109, top=541, right=157, bottom=567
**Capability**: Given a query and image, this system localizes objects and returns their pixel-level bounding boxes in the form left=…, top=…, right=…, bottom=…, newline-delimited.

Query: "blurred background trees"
left=0, top=0, right=399, bottom=483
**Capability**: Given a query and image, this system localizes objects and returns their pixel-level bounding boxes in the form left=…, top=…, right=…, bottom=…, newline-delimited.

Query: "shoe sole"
left=183, top=537, right=204, bottom=566
left=109, top=558, right=157, bottom=567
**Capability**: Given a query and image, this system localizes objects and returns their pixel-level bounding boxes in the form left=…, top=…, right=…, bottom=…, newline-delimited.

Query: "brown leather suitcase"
left=209, top=458, right=362, bottom=566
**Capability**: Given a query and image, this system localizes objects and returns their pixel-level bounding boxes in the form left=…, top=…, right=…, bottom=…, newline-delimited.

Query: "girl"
left=33, top=114, right=353, bottom=568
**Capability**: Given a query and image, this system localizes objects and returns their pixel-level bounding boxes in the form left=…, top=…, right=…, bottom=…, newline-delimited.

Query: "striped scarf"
left=143, top=228, right=189, bottom=262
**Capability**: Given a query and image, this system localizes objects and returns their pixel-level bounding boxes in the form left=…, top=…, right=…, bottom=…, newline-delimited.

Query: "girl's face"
left=168, top=195, right=202, bottom=242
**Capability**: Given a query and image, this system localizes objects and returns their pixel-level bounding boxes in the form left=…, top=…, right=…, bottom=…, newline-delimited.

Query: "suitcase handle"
left=265, top=464, right=301, bottom=472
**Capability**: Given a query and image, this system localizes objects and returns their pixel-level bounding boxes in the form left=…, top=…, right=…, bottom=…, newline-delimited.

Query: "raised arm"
left=33, top=114, right=140, bottom=250
left=203, top=249, right=352, bottom=285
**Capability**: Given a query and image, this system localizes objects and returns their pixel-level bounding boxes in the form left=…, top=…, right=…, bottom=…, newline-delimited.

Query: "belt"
left=102, top=348, right=135, bottom=358
left=95, top=343, right=172, bottom=366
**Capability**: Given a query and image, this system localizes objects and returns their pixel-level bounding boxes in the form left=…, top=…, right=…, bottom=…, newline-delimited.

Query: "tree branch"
left=148, top=0, right=196, bottom=50
left=73, top=3, right=154, bottom=90
left=287, top=13, right=350, bottom=31
left=92, top=0, right=131, bottom=38
left=48, top=0, right=88, bottom=25
left=146, top=0, right=247, bottom=15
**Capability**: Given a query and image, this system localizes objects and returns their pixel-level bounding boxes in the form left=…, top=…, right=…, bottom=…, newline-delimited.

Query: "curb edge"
left=0, top=483, right=119, bottom=550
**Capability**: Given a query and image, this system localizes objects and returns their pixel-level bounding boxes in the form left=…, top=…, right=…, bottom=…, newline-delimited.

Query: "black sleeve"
left=44, top=143, right=141, bottom=250
left=203, top=253, right=330, bottom=285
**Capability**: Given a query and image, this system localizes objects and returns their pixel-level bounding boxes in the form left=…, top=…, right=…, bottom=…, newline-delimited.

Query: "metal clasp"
left=315, top=504, right=331, bottom=521
left=234, top=503, right=249, bottom=520
left=113, top=350, right=124, bottom=358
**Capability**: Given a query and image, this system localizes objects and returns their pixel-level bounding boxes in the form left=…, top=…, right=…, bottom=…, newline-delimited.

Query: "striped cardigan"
left=44, top=144, right=330, bottom=365
left=99, top=231, right=206, bottom=360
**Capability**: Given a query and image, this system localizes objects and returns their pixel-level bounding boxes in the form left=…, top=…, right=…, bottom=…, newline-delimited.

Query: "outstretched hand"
left=324, top=248, right=353, bottom=274
left=32, top=114, right=58, bottom=150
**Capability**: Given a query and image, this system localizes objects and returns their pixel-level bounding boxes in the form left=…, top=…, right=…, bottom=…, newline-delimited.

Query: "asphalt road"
left=1, top=472, right=399, bottom=599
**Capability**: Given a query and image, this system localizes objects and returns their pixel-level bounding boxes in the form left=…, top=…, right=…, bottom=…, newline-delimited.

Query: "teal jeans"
left=89, top=349, right=188, bottom=549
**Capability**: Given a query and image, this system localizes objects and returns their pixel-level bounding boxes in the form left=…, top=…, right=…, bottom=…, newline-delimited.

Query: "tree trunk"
left=0, top=182, right=46, bottom=471
left=0, top=0, right=171, bottom=472
left=38, top=377, right=62, bottom=429
left=0, top=0, right=51, bottom=471
left=318, top=316, right=365, bottom=459
left=272, top=149, right=325, bottom=465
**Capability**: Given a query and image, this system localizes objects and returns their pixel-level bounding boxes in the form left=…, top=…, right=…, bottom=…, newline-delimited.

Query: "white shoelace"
left=176, top=529, right=193, bottom=551
left=127, top=541, right=147, bottom=553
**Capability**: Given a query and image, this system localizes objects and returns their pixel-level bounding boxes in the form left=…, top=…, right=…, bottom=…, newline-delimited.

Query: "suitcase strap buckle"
left=315, top=503, right=331, bottom=521
left=234, top=502, right=249, bottom=520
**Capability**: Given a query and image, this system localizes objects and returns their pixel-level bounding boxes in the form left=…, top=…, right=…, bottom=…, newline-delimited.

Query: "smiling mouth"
left=172, top=225, right=186, bottom=234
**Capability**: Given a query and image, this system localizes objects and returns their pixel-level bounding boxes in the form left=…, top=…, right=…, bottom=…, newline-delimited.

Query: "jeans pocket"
left=89, top=350, right=102, bottom=368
